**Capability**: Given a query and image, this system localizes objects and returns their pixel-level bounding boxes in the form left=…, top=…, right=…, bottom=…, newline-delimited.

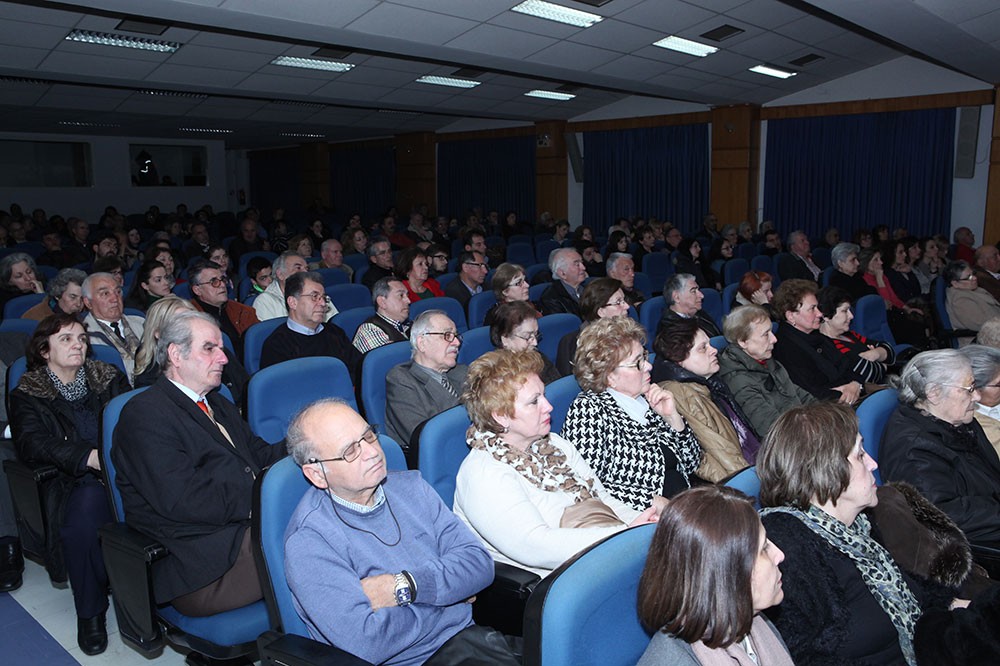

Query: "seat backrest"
left=101, top=387, right=150, bottom=521
left=0, top=317, right=39, bottom=337
left=361, top=341, right=411, bottom=428
left=343, top=253, right=368, bottom=275
left=417, top=404, right=472, bottom=508
left=247, top=357, right=357, bottom=444
left=409, top=296, right=468, bottom=333
left=721, top=282, right=739, bottom=319
left=325, top=284, right=372, bottom=313
left=331, top=306, right=375, bottom=341
left=724, top=466, right=761, bottom=506
left=91, top=344, right=128, bottom=376
left=436, top=272, right=458, bottom=290
left=171, top=282, right=192, bottom=300
left=858, top=388, right=899, bottom=485
left=506, top=243, right=535, bottom=267
left=524, top=524, right=655, bottom=666
left=933, top=277, right=960, bottom=348
left=467, top=291, right=497, bottom=330
left=701, top=288, right=722, bottom=329
left=525, top=263, right=549, bottom=282
left=238, top=251, right=277, bottom=280
left=639, top=296, right=665, bottom=351
left=3, top=293, right=45, bottom=319
left=536, top=314, right=581, bottom=365
left=723, top=258, right=749, bottom=286
left=242, top=317, right=286, bottom=374
left=457, top=326, right=494, bottom=366
left=736, top=242, right=757, bottom=260
left=750, top=254, right=772, bottom=274
left=852, top=294, right=888, bottom=340
left=709, top=335, right=728, bottom=352
left=528, top=283, right=548, bottom=302
left=315, top=268, right=350, bottom=289
left=641, top=253, right=674, bottom=294
left=536, top=240, right=561, bottom=261
left=633, top=272, right=652, bottom=299
left=546, top=374, right=580, bottom=436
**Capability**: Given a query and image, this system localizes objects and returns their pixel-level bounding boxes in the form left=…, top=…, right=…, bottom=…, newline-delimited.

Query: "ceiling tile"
left=445, top=24, right=556, bottom=58
left=727, top=32, right=808, bottom=61
left=777, top=15, right=845, bottom=44
left=591, top=55, right=672, bottom=81
left=385, top=0, right=510, bottom=22
left=36, top=90, right=126, bottom=112
left=0, top=2, right=82, bottom=27
left=222, top=0, right=379, bottom=28
left=232, top=73, right=328, bottom=95
left=166, top=45, right=276, bottom=71
left=959, top=11, right=1000, bottom=44
left=916, top=0, right=1000, bottom=24
left=115, top=98, right=206, bottom=116
left=187, top=32, right=290, bottom=55
left=344, top=3, right=477, bottom=42
left=377, top=87, right=455, bottom=107
left=485, top=12, right=583, bottom=40
left=686, top=49, right=761, bottom=76
left=312, top=80, right=394, bottom=101
left=37, top=51, right=162, bottom=79
left=191, top=99, right=267, bottom=119
left=0, top=45, right=50, bottom=70
left=526, top=41, right=621, bottom=70
left=145, top=63, right=250, bottom=87
left=567, top=18, right=664, bottom=52
left=724, top=0, right=806, bottom=30
left=0, top=20, right=74, bottom=49
left=615, top=0, right=717, bottom=34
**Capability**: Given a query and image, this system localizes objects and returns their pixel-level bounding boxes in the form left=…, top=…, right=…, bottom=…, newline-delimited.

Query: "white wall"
left=0, top=132, right=229, bottom=223
left=951, top=105, right=993, bottom=242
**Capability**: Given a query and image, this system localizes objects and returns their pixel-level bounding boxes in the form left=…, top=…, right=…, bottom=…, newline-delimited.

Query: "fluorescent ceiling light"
left=179, top=127, right=233, bottom=134
left=65, top=29, right=180, bottom=53
left=58, top=121, right=120, bottom=128
left=524, top=89, right=576, bottom=101
left=653, top=36, right=718, bottom=57
left=415, top=75, right=481, bottom=89
left=511, top=1, right=603, bottom=28
left=280, top=132, right=326, bottom=138
left=749, top=65, right=796, bottom=79
left=271, top=56, right=354, bottom=72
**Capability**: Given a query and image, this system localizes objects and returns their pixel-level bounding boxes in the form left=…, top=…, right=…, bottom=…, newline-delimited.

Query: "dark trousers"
left=60, top=478, right=111, bottom=618
left=170, top=529, right=263, bottom=617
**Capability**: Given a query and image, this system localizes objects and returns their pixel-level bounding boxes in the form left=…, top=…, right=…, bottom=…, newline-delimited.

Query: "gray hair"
left=135, top=295, right=195, bottom=375
left=977, top=317, right=1000, bottom=348
left=321, top=238, right=341, bottom=253
left=894, top=349, right=972, bottom=407
left=549, top=247, right=576, bottom=275
left=738, top=221, right=752, bottom=235
left=366, top=236, right=390, bottom=258
left=188, top=260, right=222, bottom=287
left=606, top=252, right=632, bottom=275
left=958, top=345, right=1000, bottom=389
left=272, top=251, right=305, bottom=279
left=786, top=230, right=806, bottom=247
left=155, top=310, right=218, bottom=370
left=372, top=276, right=401, bottom=305
left=830, top=242, right=859, bottom=268
left=663, top=273, right=695, bottom=306
left=0, top=252, right=36, bottom=287
left=943, top=260, right=970, bottom=286
left=409, top=309, right=449, bottom=353
left=720, top=224, right=736, bottom=237
left=48, top=268, right=87, bottom=299
left=723, top=304, right=770, bottom=344
left=82, top=272, right=115, bottom=299
left=286, top=398, right=350, bottom=466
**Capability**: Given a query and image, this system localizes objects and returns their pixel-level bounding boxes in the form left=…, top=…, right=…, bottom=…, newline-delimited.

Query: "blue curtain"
left=437, top=135, right=536, bottom=222
left=763, top=108, right=955, bottom=239
left=330, top=144, right=396, bottom=221
left=249, top=148, right=300, bottom=219
left=582, top=124, right=709, bottom=235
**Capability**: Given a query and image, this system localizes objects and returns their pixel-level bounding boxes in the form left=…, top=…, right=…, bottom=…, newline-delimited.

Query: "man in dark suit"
left=539, top=247, right=588, bottom=316
left=112, top=310, right=284, bottom=616
left=974, top=245, right=1000, bottom=302
left=657, top=273, right=721, bottom=338
left=777, top=230, right=820, bottom=282
left=385, top=310, right=468, bottom=462
left=443, top=250, right=488, bottom=313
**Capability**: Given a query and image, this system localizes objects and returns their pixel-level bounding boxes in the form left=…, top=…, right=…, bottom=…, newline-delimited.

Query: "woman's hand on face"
left=628, top=506, right=660, bottom=527
left=86, top=449, right=101, bottom=471
left=31, top=280, right=44, bottom=294
left=750, top=288, right=769, bottom=305
left=646, top=384, right=685, bottom=430
left=835, top=381, right=862, bottom=405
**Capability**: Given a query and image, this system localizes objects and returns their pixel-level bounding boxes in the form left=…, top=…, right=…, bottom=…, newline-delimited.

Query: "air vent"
left=573, top=0, right=614, bottom=6
left=312, top=47, right=353, bottom=60
left=271, top=100, right=327, bottom=109
left=789, top=53, right=824, bottom=67
left=0, top=76, right=50, bottom=85
left=700, top=24, right=744, bottom=42
left=116, top=19, right=170, bottom=36
left=138, top=89, right=208, bottom=99
left=452, top=68, right=484, bottom=79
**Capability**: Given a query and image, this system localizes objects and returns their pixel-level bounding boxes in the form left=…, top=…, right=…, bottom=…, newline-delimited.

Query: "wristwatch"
left=393, top=572, right=413, bottom=607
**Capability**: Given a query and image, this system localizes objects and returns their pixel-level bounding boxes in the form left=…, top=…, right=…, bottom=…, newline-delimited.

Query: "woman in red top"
left=396, top=246, right=443, bottom=302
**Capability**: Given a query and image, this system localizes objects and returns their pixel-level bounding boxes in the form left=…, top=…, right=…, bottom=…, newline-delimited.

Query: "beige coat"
left=659, top=380, right=749, bottom=482
left=973, top=411, right=1000, bottom=461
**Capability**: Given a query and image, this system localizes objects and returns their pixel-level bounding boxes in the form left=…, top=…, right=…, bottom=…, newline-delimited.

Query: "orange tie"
left=197, top=399, right=211, bottom=416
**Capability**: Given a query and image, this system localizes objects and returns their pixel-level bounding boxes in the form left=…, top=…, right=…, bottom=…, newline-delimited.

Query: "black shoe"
left=77, top=613, right=108, bottom=655
left=0, top=537, right=24, bottom=592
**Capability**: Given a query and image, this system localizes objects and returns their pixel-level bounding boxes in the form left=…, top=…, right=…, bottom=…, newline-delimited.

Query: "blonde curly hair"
left=573, top=317, right=647, bottom=392
left=463, top=349, right=544, bottom=433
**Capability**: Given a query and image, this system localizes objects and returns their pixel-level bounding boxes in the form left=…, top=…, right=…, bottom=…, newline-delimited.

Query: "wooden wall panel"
left=536, top=120, right=568, bottom=220
left=762, top=90, right=993, bottom=120
left=395, top=132, right=436, bottom=216
left=711, top=105, right=759, bottom=228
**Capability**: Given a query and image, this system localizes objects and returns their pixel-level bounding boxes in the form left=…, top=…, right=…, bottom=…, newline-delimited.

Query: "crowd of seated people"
left=2, top=202, right=1000, bottom=663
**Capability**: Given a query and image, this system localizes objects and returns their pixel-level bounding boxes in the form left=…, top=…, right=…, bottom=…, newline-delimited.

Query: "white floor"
left=9, top=558, right=189, bottom=666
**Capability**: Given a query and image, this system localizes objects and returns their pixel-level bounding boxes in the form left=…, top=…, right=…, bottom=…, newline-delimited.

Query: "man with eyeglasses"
left=113, top=311, right=284, bottom=618
left=386, top=310, right=468, bottom=461
left=284, top=399, right=518, bottom=666
left=361, top=238, right=395, bottom=291
left=426, top=244, right=450, bottom=278
left=189, top=260, right=259, bottom=358
left=259, top=272, right=361, bottom=381
left=444, top=250, right=488, bottom=314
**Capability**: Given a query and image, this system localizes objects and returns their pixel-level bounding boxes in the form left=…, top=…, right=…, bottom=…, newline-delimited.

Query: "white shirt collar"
left=607, top=388, right=649, bottom=424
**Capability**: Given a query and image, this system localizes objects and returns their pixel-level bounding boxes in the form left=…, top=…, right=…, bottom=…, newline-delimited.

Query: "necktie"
left=197, top=398, right=235, bottom=447
left=439, top=373, right=458, bottom=398
left=110, top=321, right=126, bottom=342
left=196, top=399, right=211, bottom=416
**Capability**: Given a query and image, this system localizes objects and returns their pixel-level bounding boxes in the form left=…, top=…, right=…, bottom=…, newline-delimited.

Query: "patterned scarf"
left=467, top=428, right=597, bottom=502
left=46, top=366, right=89, bottom=402
left=761, top=505, right=920, bottom=666
left=94, top=318, right=140, bottom=359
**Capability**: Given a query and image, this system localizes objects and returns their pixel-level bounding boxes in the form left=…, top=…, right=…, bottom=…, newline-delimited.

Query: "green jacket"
left=716, top=344, right=815, bottom=437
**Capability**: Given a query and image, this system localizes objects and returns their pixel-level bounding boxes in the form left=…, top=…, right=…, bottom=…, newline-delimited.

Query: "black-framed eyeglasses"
left=602, top=298, right=627, bottom=308
left=307, top=425, right=379, bottom=465
left=431, top=254, right=448, bottom=261
left=617, top=350, right=649, bottom=372
left=195, top=277, right=226, bottom=288
left=508, top=277, right=526, bottom=288
left=513, top=331, right=541, bottom=343
left=424, top=331, right=461, bottom=342
left=464, top=261, right=488, bottom=269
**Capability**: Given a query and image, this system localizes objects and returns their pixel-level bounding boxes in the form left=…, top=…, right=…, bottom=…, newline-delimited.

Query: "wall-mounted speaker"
left=955, top=106, right=980, bottom=179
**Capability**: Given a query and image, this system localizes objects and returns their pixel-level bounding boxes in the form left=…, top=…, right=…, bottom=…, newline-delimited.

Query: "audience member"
left=189, top=260, right=259, bottom=358
left=962, top=344, right=1000, bottom=460
left=342, top=227, right=368, bottom=256
left=859, top=247, right=929, bottom=348
left=81, top=273, right=144, bottom=383
left=944, top=260, right=1000, bottom=345
left=760, top=229, right=782, bottom=257
left=113, top=311, right=284, bottom=617
left=444, top=251, right=488, bottom=312
left=63, top=218, right=92, bottom=266
left=778, top=230, right=820, bottom=282
left=228, top=217, right=268, bottom=267
left=93, top=256, right=126, bottom=287
left=657, top=273, right=721, bottom=338
left=426, top=244, right=449, bottom=278
left=562, top=317, right=700, bottom=511
left=885, top=238, right=923, bottom=304
left=913, top=237, right=944, bottom=295
left=733, top=270, right=774, bottom=317
left=123, top=259, right=171, bottom=312
left=973, top=245, right=1000, bottom=302
left=396, top=246, right=443, bottom=302
left=353, top=277, right=411, bottom=354
left=555, top=277, right=629, bottom=377
left=606, top=252, right=644, bottom=308
left=259, top=272, right=360, bottom=380
left=539, top=248, right=587, bottom=316
left=828, top=242, right=877, bottom=302
left=247, top=256, right=273, bottom=297
left=483, top=262, right=533, bottom=327
left=22, top=267, right=85, bottom=321
left=385, top=310, right=468, bottom=454
left=37, top=226, right=73, bottom=268
left=674, top=238, right=713, bottom=289
left=0, top=252, right=44, bottom=311
left=254, top=252, right=330, bottom=321
left=361, top=237, right=395, bottom=290
left=283, top=399, right=516, bottom=666
left=315, top=239, right=353, bottom=279
left=182, top=221, right=211, bottom=262
left=489, top=301, right=559, bottom=383
left=817, top=286, right=895, bottom=385
left=953, top=226, right=976, bottom=264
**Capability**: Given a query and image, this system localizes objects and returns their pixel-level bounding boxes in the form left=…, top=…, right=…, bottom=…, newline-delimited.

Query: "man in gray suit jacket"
left=385, top=310, right=468, bottom=464
left=81, top=272, right=144, bottom=384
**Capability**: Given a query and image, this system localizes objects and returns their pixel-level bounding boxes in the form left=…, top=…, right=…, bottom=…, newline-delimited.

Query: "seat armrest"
left=98, top=523, right=168, bottom=652
left=472, top=562, right=542, bottom=637
left=493, top=562, right=542, bottom=599
left=257, top=630, right=374, bottom=666
left=970, top=543, right=1000, bottom=580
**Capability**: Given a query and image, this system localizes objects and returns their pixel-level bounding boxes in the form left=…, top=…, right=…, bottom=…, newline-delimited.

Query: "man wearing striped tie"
left=385, top=310, right=468, bottom=463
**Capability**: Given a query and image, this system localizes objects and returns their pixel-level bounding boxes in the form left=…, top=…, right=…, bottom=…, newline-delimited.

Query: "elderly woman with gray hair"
left=881, top=349, right=1000, bottom=548
left=828, top=242, right=877, bottom=303
left=959, top=345, right=1000, bottom=461
left=22, top=268, right=87, bottom=321
left=0, top=251, right=44, bottom=312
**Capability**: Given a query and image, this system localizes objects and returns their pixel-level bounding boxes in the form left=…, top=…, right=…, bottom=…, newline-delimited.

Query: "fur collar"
left=16, top=360, right=120, bottom=399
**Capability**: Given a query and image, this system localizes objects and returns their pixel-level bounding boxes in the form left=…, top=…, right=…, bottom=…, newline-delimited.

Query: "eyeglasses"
left=617, top=350, right=649, bottom=372
left=296, top=291, right=326, bottom=302
left=431, top=254, right=448, bottom=261
left=424, top=331, right=461, bottom=342
left=943, top=383, right=977, bottom=395
left=602, top=298, right=627, bottom=308
left=513, top=331, right=542, bottom=343
left=195, top=277, right=226, bottom=288
left=957, top=274, right=977, bottom=281
left=508, top=277, right=526, bottom=288
left=307, top=425, right=379, bottom=465
left=464, top=261, right=488, bottom=269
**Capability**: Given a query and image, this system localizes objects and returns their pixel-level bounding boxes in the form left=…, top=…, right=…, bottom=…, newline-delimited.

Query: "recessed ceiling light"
left=271, top=56, right=354, bottom=72
left=749, top=65, right=797, bottom=79
left=179, top=127, right=233, bottom=134
left=511, top=0, right=603, bottom=28
left=58, top=121, right=120, bottom=128
left=65, top=29, right=180, bottom=53
left=525, top=89, right=576, bottom=101
left=280, top=132, right=326, bottom=138
left=653, top=35, right=718, bottom=57
left=415, top=75, right=481, bottom=89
